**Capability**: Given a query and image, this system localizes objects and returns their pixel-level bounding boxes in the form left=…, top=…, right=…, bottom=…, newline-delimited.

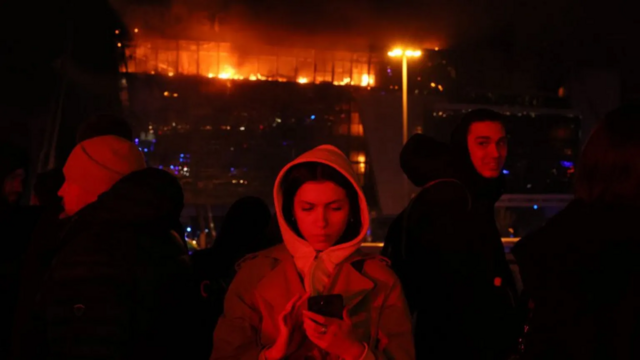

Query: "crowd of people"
left=0, top=105, right=638, bottom=359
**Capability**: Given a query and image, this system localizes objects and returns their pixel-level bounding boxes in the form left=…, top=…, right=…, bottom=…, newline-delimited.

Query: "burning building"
left=118, top=26, right=381, bottom=244
left=123, top=35, right=379, bottom=87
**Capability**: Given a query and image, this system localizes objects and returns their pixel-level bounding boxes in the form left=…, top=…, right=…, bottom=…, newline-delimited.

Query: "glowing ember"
left=249, top=74, right=257, bottom=81
left=297, top=77, right=309, bottom=84
left=218, top=66, right=236, bottom=79
left=134, top=28, right=139, bottom=33
left=168, top=72, right=174, bottom=76
left=208, top=73, right=214, bottom=78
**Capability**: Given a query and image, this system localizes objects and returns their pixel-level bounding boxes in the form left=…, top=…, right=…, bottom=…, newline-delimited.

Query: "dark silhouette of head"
left=400, top=133, right=455, bottom=187
left=212, top=196, right=272, bottom=271
left=575, top=104, right=640, bottom=206
left=0, top=143, right=28, bottom=206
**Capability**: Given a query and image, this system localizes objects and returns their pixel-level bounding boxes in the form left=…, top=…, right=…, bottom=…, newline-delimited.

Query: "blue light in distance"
left=310, top=115, right=316, bottom=120
left=502, top=169, right=510, bottom=175
left=186, top=227, right=192, bottom=232
left=533, top=205, right=538, bottom=210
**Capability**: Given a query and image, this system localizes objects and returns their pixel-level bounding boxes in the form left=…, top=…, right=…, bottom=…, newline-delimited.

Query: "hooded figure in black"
left=383, top=109, right=518, bottom=359
left=11, top=165, right=196, bottom=359
left=190, top=196, right=272, bottom=359
left=513, top=105, right=640, bottom=359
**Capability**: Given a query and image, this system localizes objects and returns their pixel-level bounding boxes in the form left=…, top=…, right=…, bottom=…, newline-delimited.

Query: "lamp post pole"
left=388, top=48, right=422, bottom=201
left=402, top=54, right=408, bottom=144
left=388, top=48, right=420, bottom=144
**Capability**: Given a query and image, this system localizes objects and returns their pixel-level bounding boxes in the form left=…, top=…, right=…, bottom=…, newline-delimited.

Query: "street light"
left=388, top=48, right=422, bottom=144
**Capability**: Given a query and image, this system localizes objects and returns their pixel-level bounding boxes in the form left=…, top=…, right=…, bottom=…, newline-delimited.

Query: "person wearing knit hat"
left=12, top=146, right=196, bottom=358
left=59, top=135, right=146, bottom=217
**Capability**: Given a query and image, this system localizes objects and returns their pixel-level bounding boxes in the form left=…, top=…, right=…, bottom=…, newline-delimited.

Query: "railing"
left=362, top=238, right=521, bottom=247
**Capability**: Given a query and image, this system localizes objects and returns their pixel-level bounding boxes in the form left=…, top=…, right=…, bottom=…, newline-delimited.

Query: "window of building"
left=338, top=111, right=364, bottom=136
left=178, top=41, right=199, bottom=75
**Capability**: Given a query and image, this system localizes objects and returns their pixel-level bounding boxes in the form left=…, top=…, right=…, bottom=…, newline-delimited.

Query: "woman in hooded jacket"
left=212, top=145, right=414, bottom=360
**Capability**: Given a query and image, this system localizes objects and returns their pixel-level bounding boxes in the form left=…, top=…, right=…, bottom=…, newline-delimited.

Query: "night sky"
left=108, top=0, right=637, bottom=65
left=0, top=0, right=635, bottom=173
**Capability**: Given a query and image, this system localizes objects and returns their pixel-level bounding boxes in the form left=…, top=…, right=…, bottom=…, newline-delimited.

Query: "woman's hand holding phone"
left=302, top=309, right=367, bottom=360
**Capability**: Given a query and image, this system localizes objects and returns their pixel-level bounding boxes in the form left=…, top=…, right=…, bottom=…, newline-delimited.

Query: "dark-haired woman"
left=212, top=145, right=414, bottom=359
left=513, top=104, right=640, bottom=359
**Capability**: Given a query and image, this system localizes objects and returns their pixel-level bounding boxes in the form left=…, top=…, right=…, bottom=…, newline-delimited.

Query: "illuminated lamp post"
left=387, top=48, right=422, bottom=144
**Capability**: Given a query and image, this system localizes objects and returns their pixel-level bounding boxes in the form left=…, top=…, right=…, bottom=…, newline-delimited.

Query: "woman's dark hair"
left=575, top=105, right=640, bottom=205
left=281, top=162, right=362, bottom=244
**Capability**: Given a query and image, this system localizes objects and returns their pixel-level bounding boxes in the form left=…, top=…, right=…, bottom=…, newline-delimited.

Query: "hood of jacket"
left=400, top=133, right=457, bottom=187
left=78, top=167, right=184, bottom=229
left=274, top=145, right=370, bottom=294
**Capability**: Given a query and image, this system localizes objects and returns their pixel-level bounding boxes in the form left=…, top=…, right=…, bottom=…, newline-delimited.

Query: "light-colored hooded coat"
left=212, top=145, right=414, bottom=360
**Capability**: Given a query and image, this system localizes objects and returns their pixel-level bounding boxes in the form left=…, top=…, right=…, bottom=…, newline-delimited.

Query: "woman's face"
left=293, top=180, right=351, bottom=251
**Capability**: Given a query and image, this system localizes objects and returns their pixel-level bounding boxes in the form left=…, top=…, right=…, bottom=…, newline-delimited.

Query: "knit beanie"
left=63, top=135, right=147, bottom=197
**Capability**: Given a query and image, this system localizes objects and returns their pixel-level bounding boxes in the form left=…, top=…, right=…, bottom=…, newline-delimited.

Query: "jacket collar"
left=256, top=245, right=375, bottom=313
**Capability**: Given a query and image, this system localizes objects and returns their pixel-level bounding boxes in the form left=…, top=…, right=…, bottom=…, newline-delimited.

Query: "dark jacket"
left=512, top=201, right=640, bottom=359
left=384, top=133, right=518, bottom=359
left=0, top=143, right=32, bottom=358
left=190, top=196, right=272, bottom=359
left=12, top=168, right=195, bottom=360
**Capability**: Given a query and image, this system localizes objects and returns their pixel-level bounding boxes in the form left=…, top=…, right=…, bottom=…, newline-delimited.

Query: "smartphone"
left=308, top=294, right=344, bottom=319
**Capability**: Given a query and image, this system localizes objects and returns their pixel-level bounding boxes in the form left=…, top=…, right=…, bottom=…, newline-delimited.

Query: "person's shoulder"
left=413, top=179, right=470, bottom=214
left=353, top=252, right=399, bottom=286
left=235, top=244, right=287, bottom=272
left=230, top=245, right=287, bottom=289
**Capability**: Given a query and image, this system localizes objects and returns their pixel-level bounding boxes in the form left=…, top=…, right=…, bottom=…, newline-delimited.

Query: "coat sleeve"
left=211, top=262, right=264, bottom=360
left=368, top=273, right=415, bottom=360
